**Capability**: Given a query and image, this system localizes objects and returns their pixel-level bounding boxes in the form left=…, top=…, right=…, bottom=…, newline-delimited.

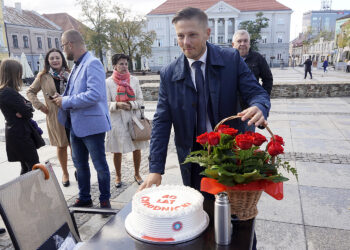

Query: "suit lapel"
left=206, top=43, right=224, bottom=124
left=67, top=52, right=90, bottom=95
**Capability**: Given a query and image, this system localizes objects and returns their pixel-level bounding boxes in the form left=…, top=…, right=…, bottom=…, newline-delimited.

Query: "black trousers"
left=20, top=158, right=39, bottom=175
left=304, top=69, right=312, bottom=79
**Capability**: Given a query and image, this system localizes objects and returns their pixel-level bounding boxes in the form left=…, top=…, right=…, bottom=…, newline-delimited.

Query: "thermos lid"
left=215, top=192, right=229, bottom=203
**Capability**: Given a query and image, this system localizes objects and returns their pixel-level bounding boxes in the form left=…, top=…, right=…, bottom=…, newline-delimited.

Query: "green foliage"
left=76, top=0, right=156, bottom=69
left=238, top=12, right=269, bottom=51
left=107, top=6, right=156, bottom=71
left=337, top=21, right=350, bottom=48
left=184, top=133, right=298, bottom=187
left=76, top=0, right=110, bottom=64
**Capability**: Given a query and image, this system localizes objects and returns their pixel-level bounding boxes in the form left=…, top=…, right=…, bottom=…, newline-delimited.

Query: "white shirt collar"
left=187, top=46, right=207, bottom=67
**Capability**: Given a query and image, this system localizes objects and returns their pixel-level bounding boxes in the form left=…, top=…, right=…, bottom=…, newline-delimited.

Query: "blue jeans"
left=70, top=130, right=110, bottom=202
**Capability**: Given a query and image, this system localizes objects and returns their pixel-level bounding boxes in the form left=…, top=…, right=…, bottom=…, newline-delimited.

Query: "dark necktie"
left=193, top=61, right=206, bottom=135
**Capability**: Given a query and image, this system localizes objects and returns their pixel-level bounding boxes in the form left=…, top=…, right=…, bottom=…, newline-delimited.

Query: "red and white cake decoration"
left=125, top=185, right=209, bottom=244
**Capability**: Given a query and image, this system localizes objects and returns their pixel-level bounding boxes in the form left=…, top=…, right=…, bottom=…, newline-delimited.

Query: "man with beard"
left=139, top=8, right=270, bottom=249
left=52, top=29, right=111, bottom=209
left=232, top=30, right=273, bottom=131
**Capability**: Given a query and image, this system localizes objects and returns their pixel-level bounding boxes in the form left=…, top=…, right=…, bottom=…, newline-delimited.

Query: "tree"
left=76, top=0, right=110, bottom=64
left=337, top=21, right=350, bottom=49
left=238, top=12, right=269, bottom=51
left=107, top=6, right=156, bottom=71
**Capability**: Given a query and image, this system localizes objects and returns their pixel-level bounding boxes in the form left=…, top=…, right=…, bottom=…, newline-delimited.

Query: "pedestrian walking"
left=304, top=57, right=313, bottom=79
left=232, top=29, right=273, bottom=132
left=346, top=60, right=350, bottom=73
left=0, top=59, right=40, bottom=175
left=27, top=49, right=71, bottom=187
left=105, top=54, right=148, bottom=188
left=322, top=59, right=328, bottom=76
left=53, top=30, right=111, bottom=209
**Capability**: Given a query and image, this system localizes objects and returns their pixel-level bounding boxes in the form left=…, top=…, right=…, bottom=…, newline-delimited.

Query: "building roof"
left=148, top=0, right=291, bottom=15
left=3, top=6, right=60, bottom=30
left=336, top=14, right=350, bottom=21
left=43, top=13, right=86, bottom=32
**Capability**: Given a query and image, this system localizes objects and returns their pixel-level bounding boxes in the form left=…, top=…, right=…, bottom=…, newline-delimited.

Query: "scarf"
left=49, top=68, right=69, bottom=94
left=112, top=70, right=136, bottom=102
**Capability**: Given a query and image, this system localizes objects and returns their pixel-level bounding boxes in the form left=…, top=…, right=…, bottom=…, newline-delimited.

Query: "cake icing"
left=125, top=185, right=209, bottom=243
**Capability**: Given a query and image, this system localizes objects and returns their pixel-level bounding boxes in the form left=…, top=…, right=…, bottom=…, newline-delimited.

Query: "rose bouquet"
left=184, top=121, right=297, bottom=187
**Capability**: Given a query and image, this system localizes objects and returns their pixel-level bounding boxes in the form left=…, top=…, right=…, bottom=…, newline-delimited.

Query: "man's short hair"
left=62, top=29, right=84, bottom=45
left=172, top=7, right=208, bottom=27
left=232, top=30, right=250, bottom=42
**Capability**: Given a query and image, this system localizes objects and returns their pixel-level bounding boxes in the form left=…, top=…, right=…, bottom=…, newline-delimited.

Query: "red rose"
left=271, top=135, right=284, bottom=145
left=235, top=134, right=254, bottom=150
left=221, top=128, right=238, bottom=137
left=267, top=141, right=284, bottom=156
left=252, top=133, right=267, bottom=146
left=208, top=132, right=221, bottom=146
left=217, top=124, right=229, bottom=133
left=196, top=132, right=208, bottom=145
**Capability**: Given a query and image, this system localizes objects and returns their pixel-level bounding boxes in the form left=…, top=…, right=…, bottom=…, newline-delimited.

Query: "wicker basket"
left=227, top=190, right=263, bottom=220
left=208, top=115, right=275, bottom=221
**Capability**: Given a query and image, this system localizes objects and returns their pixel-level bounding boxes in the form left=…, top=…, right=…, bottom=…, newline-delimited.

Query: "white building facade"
left=145, top=0, right=292, bottom=71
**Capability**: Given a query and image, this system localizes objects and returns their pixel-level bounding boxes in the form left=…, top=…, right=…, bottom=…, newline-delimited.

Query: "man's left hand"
left=52, top=95, right=63, bottom=108
left=238, top=106, right=267, bottom=127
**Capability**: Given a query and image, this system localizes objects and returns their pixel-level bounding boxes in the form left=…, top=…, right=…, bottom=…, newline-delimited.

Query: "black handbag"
left=28, top=120, right=46, bottom=149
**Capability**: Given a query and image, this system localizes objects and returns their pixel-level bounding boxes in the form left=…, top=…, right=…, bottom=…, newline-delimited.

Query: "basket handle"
left=208, top=115, right=275, bottom=154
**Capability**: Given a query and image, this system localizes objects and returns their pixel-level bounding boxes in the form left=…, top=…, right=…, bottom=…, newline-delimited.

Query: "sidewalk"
left=1, top=94, right=350, bottom=249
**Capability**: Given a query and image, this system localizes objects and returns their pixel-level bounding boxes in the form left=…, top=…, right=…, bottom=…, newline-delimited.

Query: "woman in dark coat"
left=0, top=59, right=40, bottom=175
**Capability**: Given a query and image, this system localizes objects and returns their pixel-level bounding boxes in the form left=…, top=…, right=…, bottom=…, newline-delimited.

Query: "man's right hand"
left=137, top=173, right=162, bottom=192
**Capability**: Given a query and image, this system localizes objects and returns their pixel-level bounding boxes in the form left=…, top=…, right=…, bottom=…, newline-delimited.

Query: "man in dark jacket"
left=232, top=30, right=273, bottom=95
left=304, top=57, right=313, bottom=79
left=232, top=30, right=272, bottom=131
left=139, top=8, right=269, bottom=249
left=139, top=7, right=270, bottom=193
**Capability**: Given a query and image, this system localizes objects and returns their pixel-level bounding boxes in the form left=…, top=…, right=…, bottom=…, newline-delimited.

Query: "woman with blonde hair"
left=27, top=49, right=71, bottom=186
left=0, top=59, right=40, bottom=174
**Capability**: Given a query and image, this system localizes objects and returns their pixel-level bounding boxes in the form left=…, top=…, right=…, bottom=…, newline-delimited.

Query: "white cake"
left=125, top=185, right=209, bottom=244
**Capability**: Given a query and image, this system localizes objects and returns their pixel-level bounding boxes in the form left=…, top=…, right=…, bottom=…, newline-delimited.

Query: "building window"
left=23, top=36, right=29, bottom=48
left=261, top=36, right=267, bottom=44
left=277, top=34, right=283, bottom=43
left=209, top=36, right=213, bottom=43
left=228, top=38, right=232, bottom=43
left=48, top=38, right=52, bottom=49
left=12, top=35, right=18, bottom=48
left=277, top=18, right=284, bottom=25
left=55, top=38, right=59, bottom=49
left=37, top=37, right=42, bottom=49
left=158, top=56, right=163, bottom=65
left=173, top=37, right=178, bottom=46
left=156, top=39, right=162, bottom=47
left=277, top=53, right=282, bottom=60
left=218, top=36, right=224, bottom=44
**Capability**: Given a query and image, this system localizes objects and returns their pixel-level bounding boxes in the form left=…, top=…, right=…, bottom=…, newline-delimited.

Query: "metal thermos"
left=214, top=192, right=232, bottom=245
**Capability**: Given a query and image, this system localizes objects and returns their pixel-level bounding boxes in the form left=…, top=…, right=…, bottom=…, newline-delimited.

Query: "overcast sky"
left=4, top=0, right=350, bottom=40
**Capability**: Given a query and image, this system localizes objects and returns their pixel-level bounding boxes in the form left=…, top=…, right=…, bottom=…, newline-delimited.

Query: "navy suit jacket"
left=149, top=42, right=270, bottom=177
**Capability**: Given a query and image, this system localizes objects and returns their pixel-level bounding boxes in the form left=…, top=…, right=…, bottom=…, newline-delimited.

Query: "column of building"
left=210, top=17, right=233, bottom=44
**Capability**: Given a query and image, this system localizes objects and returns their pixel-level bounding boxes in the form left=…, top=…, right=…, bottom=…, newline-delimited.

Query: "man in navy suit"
left=53, top=30, right=111, bottom=208
left=139, top=7, right=270, bottom=192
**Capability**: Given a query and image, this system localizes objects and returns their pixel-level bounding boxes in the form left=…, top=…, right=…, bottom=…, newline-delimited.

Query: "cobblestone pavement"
left=1, top=95, right=350, bottom=249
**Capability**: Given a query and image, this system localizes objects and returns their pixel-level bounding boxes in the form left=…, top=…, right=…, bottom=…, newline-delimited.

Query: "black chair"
left=0, top=162, right=117, bottom=250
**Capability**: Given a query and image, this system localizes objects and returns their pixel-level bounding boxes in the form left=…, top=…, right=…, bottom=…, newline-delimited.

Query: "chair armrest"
left=69, top=207, right=118, bottom=215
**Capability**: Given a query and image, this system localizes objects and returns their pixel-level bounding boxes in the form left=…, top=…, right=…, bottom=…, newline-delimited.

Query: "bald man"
left=54, top=29, right=111, bottom=209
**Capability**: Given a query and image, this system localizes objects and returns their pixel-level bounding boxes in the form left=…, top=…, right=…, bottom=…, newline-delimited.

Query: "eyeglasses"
left=60, top=42, right=69, bottom=49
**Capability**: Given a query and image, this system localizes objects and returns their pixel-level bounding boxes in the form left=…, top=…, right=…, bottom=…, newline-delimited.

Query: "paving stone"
left=255, top=220, right=306, bottom=250
left=296, top=162, right=350, bottom=189
left=305, top=226, right=350, bottom=250
left=300, top=186, right=350, bottom=230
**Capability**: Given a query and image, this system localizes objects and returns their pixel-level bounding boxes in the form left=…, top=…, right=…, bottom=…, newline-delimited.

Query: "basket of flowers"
left=184, top=115, right=298, bottom=220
